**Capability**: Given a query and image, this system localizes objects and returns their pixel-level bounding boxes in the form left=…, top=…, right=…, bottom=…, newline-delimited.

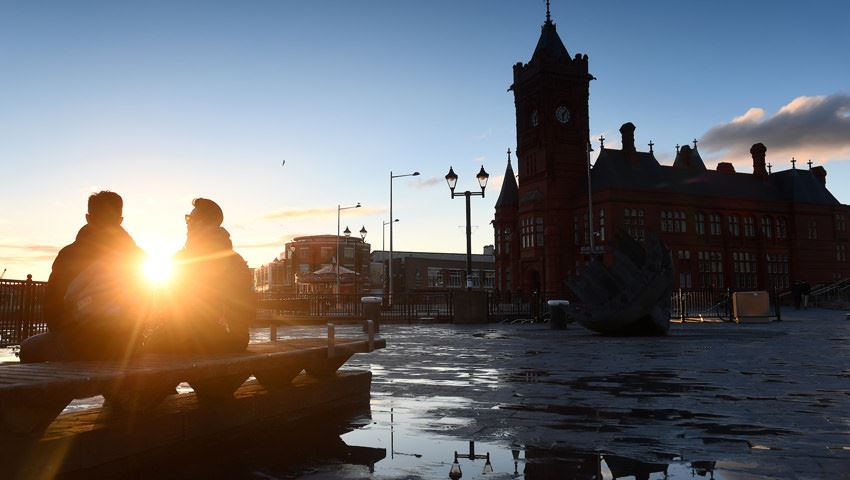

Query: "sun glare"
left=142, top=251, right=173, bottom=285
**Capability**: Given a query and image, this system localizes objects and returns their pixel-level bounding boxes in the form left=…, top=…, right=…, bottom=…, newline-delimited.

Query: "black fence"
left=0, top=278, right=48, bottom=347
left=671, top=288, right=783, bottom=322
left=257, top=292, right=455, bottom=323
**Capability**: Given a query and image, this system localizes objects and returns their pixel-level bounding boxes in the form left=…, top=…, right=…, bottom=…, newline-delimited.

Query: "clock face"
left=531, top=109, right=539, bottom=127
left=555, top=105, right=570, bottom=124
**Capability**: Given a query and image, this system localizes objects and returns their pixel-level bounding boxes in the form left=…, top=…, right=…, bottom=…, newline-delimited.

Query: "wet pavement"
left=3, top=309, right=849, bottom=478
left=303, top=309, right=850, bottom=479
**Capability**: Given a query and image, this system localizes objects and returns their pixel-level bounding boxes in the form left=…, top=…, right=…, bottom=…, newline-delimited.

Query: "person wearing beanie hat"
left=147, top=198, right=254, bottom=354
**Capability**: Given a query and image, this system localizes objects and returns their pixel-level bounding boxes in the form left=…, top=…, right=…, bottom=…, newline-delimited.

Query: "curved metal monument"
left=567, top=230, right=673, bottom=336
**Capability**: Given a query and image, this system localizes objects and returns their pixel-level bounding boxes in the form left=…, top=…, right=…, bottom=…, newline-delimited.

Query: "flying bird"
left=281, top=160, right=286, bottom=167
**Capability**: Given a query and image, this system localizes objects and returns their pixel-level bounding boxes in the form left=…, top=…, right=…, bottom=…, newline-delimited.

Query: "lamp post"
left=383, top=219, right=399, bottom=251
left=337, top=203, right=361, bottom=295
left=389, top=170, right=419, bottom=303
left=445, top=165, right=489, bottom=289
left=354, top=226, right=367, bottom=296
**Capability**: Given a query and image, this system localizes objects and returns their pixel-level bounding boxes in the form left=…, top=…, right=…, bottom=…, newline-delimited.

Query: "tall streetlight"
left=383, top=219, right=399, bottom=251
left=445, top=165, right=489, bottom=289
left=337, top=202, right=361, bottom=295
left=352, top=226, right=367, bottom=295
left=389, top=170, right=419, bottom=302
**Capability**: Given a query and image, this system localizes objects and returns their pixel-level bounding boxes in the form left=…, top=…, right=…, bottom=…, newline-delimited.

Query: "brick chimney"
left=619, top=122, right=636, bottom=153
left=717, top=162, right=736, bottom=174
left=812, top=166, right=827, bottom=185
left=750, top=143, right=767, bottom=177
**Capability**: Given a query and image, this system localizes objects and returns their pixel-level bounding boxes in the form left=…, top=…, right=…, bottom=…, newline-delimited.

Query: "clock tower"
left=497, top=2, right=592, bottom=294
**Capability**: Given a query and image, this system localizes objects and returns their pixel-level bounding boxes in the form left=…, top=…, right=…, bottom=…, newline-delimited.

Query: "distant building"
left=372, top=249, right=495, bottom=293
left=254, top=234, right=372, bottom=294
left=493, top=8, right=850, bottom=295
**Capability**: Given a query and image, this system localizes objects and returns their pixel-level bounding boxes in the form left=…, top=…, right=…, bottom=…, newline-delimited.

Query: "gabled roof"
left=495, top=160, right=518, bottom=209
left=591, top=148, right=839, bottom=205
left=531, top=20, right=570, bottom=64
left=672, top=145, right=707, bottom=171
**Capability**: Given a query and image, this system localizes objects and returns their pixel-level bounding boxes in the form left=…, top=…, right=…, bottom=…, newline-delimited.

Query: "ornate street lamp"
left=445, top=165, right=489, bottom=289
left=337, top=203, right=361, bottom=295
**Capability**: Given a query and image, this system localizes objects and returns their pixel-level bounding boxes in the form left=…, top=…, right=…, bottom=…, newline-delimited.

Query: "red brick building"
left=253, top=234, right=371, bottom=294
left=493, top=10, right=850, bottom=296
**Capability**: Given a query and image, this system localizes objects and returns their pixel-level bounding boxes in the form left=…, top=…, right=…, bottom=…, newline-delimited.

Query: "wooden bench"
left=0, top=334, right=386, bottom=439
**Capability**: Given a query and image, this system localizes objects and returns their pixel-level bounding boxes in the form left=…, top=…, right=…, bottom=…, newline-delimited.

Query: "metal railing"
left=257, top=291, right=455, bottom=323
left=0, top=277, right=48, bottom=347
left=671, top=287, right=782, bottom=322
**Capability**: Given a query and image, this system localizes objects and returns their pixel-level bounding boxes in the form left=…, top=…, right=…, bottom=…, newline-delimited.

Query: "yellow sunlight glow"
left=142, top=250, right=173, bottom=285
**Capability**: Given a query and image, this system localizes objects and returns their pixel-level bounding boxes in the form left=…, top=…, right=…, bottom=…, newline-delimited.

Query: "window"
left=624, top=208, right=645, bottom=241
left=503, top=227, right=511, bottom=254
left=679, top=272, right=693, bottom=288
left=428, top=268, right=444, bottom=287
left=494, top=228, right=500, bottom=255
left=695, top=213, right=706, bottom=235
left=728, top=216, right=740, bottom=237
left=483, top=271, right=495, bottom=289
left=808, top=219, right=818, bottom=240
left=661, top=211, right=687, bottom=233
left=505, top=267, right=511, bottom=291
left=298, top=247, right=310, bottom=259
left=299, top=263, right=311, bottom=273
left=776, top=217, right=787, bottom=239
left=761, top=217, right=773, bottom=238
left=837, top=244, right=847, bottom=262
left=709, top=214, right=721, bottom=236
left=447, top=270, right=463, bottom=288
left=697, top=251, right=724, bottom=288
left=598, top=208, right=606, bottom=242
left=535, top=217, right=544, bottom=247
left=732, top=252, right=757, bottom=289
left=743, top=216, right=756, bottom=237
left=343, top=247, right=355, bottom=259
left=766, top=253, right=789, bottom=290
left=837, top=214, right=846, bottom=232
left=677, top=250, right=691, bottom=260
left=320, top=246, right=334, bottom=261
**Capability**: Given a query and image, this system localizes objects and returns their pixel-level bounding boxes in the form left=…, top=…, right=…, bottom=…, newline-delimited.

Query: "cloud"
left=0, top=244, right=60, bottom=254
left=234, top=239, right=286, bottom=249
left=0, top=254, right=57, bottom=263
left=471, top=129, right=492, bottom=141
left=700, top=93, right=850, bottom=168
left=411, top=176, right=443, bottom=189
left=472, top=155, right=487, bottom=164
left=260, top=206, right=384, bottom=221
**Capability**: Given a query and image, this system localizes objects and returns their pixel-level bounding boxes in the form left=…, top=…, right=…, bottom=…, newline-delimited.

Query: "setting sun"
left=142, top=251, right=174, bottom=285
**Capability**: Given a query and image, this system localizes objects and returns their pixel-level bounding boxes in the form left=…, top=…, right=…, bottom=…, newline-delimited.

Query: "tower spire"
left=546, top=0, right=551, bottom=23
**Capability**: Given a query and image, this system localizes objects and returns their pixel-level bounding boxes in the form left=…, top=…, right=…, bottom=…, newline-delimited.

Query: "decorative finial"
left=507, top=148, right=512, bottom=165
left=648, top=140, right=654, bottom=153
left=767, top=162, right=772, bottom=174
left=675, top=144, right=680, bottom=153
left=791, top=157, right=797, bottom=169
left=807, top=159, right=813, bottom=169
left=546, top=0, right=551, bottom=23
left=599, top=134, right=605, bottom=149
left=692, top=138, right=698, bottom=149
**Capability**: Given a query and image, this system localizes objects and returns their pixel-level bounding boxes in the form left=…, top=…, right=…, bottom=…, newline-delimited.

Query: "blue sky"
left=2, top=1, right=849, bottom=280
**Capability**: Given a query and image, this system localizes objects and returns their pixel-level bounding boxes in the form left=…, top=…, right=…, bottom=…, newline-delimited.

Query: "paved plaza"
left=330, top=308, right=850, bottom=479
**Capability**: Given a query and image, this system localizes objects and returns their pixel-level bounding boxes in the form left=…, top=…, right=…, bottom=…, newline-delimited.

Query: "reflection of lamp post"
left=449, top=451, right=462, bottom=480
left=337, top=203, right=361, bottom=295
left=450, top=442, right=492, bottom=478
left=445, top=165, right=489, bottom=289
left=390, top=170, right=419, bottom=303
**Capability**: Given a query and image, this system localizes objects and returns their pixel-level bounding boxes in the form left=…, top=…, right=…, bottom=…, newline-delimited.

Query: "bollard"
left=361, top=296, right=382, bottom=333
left=269, top=324, right=278, bottom=342
left=327, top=323, right=335, bottom=358
left=366, top=319, right=375, bottom=351
left=547, top=300, right=570, bottom=330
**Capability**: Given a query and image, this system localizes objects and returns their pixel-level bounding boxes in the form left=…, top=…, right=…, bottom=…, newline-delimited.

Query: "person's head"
left=86, top=191, right=123, bottom=226
left=185, top=198, right=224, bottom=232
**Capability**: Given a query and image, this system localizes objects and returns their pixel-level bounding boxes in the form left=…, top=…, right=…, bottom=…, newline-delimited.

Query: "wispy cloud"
left=411, top=176, right=442, bottom=189
left=471, top=129, right=492, bottom=141
left=700, top=93, right=850, bottom=168
left=472, top=155, right=486, bottom=164
left=260, top=206, right=384, bottom=221
left=0, top=244, right=60, bottom=254
left=0, top=254, right=57, bottom=263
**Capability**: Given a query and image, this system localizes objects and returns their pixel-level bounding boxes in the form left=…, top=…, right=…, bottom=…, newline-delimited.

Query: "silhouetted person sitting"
left=20, top=191, right=145, bottom=363
left=147, top=198, right=253, bottom=354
